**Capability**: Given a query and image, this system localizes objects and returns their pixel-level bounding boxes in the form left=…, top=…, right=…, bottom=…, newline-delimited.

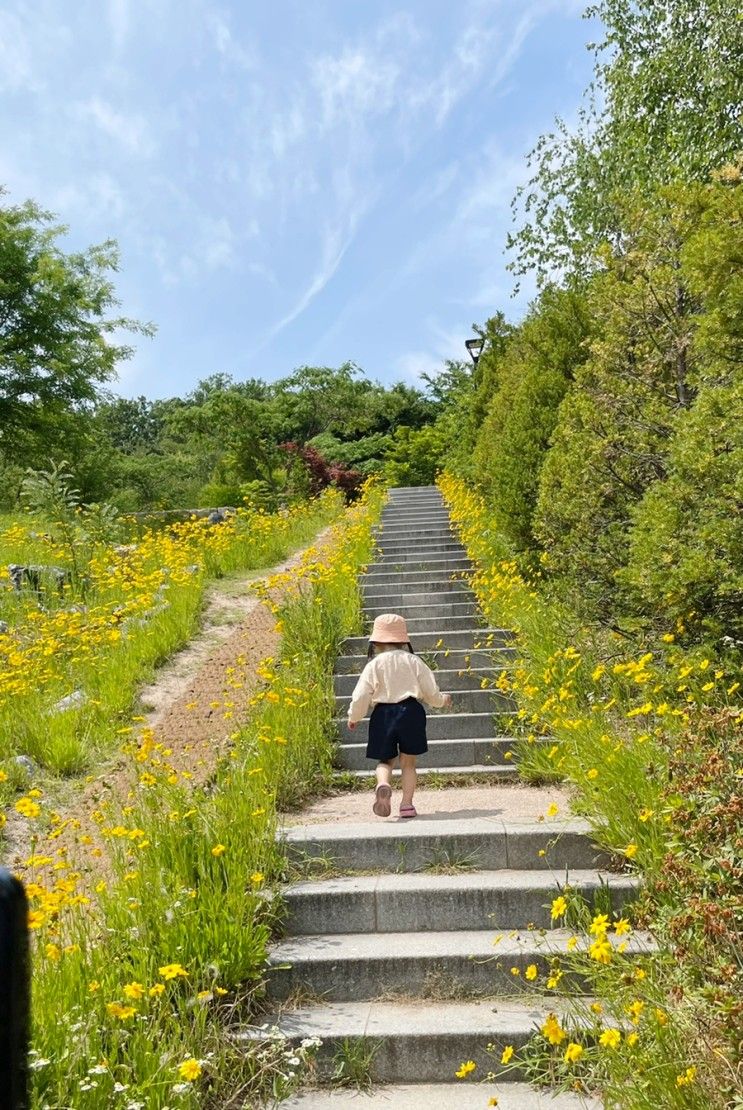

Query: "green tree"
left=509, top=0, right=743, bottom=283
left=473, top=286, right=591, bottom=551
left=533, top=186, right=706, bottom=620
left=0, top=194, right=151, bottom=465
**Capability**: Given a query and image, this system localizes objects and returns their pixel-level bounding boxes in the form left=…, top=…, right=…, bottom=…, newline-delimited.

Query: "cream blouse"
left=347, top=650, right=447, bottom=724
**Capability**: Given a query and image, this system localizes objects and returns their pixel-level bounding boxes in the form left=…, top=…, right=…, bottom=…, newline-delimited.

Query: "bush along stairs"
left=252, top=487, right=639, bottom=1108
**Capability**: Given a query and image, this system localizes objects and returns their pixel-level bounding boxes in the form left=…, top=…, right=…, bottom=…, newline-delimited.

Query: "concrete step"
left=334, top=738, right=528, bottom=770
left=341, top=630, right=513, bottom=655
left=247, top=999, right=592, bottom=1089
left=334, top=667, right=505, bottom=695
left=282, top=818, right=609, bottom=874
left=334, top=649, right=514, bottom=675
left=282, top=869, right=638, bottom=935
left=379, top=511, right=451, bottom=523
left=363, top=555, right=470, bottom=571
left=372, top=543, right=467, bottom=560
left=340, top=765, right=518, bottom=784
left=335, top=689, right=515, bottom=717
left=282, top=1082, right=598, bottom=1108
left=362, top=601, right=478, bottom=623
left=361, top=587, right=476, bottom=609
left=336, top=710, right=515, bottom=743
left=361, top=568, right=471, bottom=587
left=375, top=525, right=456, bottom=539
left=266, top=928, right=649, bottom=1001
left=378, top=617, right=490, bottom=635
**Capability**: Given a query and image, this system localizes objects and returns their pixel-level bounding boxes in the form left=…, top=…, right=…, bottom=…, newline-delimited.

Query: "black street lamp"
left=465, top=336, right=485, bottom=367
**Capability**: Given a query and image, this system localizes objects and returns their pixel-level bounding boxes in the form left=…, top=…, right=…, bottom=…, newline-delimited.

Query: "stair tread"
left=270, top=928, right=650, bottom=962
left=284, top=869, right=636, bottom=896
left=283, top=816, right=593, bottom=842
left=281, top=1084, right=597, bottom=1109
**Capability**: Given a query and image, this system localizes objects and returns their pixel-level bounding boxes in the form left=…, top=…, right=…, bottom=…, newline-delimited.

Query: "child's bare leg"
left=400, top=754, right=417, bottom=806
left=376, top=760, right=393, bottom=788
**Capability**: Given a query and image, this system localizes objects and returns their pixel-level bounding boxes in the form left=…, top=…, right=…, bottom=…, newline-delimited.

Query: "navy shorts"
left=366, top=698, right=428, bottom=762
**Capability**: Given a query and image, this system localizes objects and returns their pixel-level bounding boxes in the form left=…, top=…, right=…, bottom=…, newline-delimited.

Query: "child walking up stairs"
left=255, top=487, right=634, bottom=1107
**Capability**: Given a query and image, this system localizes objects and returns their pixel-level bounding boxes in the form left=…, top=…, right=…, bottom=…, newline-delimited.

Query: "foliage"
left=508, top=0, right=743, bottom=282
left=473, top=287, right=591, bottom=551
left=0, top=485, right=342, bottom=774
left=441, top=473, right=743, bottom=1108
left=2, top=481, right=384, bottom=1109
left=382, top=423, right=448, bottom=487
left=0, top=194, right=151, bottom=467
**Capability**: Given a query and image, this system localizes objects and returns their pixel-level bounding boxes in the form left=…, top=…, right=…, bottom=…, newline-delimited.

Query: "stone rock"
left=14, top=754, right=36, bottom=778
left=53, top=689, right=87, bottom=713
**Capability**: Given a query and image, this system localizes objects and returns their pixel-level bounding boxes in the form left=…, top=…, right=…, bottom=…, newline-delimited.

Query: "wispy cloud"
left=75, top=97, right=154, bottom=157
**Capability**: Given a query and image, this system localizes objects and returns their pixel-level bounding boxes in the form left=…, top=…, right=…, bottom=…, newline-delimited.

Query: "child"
left=347, top=613, right=452, bottom=819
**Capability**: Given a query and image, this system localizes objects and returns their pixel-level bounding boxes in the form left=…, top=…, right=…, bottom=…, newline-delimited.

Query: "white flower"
left=171, top=1084, right=190, bottom=1094
left=113, top=1082, right=129, bottom=1093
left=89, top=1065, right=108, bottom=1075
left=30, top=1058, right=51, bottom=1070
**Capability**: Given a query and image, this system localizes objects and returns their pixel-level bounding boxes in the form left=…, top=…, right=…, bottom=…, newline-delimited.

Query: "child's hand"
left=347, top=720, right=357, bottom=730
left=443, top=693, right=453, bottom=709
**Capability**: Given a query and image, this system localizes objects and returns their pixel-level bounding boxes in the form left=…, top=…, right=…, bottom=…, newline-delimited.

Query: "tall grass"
left=17, top=480, right=385, bottom=1109
left=0, top=494, right=341, bottom=780
left=439, top=474, right=742, bottom=1109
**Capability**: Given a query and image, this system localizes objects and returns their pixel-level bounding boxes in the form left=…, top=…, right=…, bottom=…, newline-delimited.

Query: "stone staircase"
left=255, top=487, right=630, bottom=1107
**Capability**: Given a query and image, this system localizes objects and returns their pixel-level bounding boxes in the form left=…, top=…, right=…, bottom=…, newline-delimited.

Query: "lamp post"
left=465, top=336, right=485, bottom=367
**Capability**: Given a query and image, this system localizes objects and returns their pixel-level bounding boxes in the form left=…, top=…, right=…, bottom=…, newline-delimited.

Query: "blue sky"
left=1, top=1, right=596, bottom=399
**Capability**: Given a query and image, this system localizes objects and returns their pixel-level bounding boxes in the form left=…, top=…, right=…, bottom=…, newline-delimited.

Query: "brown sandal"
left=372, top=784, right=392, bottom=817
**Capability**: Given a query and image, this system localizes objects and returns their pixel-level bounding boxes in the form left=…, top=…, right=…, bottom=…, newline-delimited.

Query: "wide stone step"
left=375, top=538, right=458, bottom=553
left=379, top=510, right=451, bottom=522
left=282, top=1081, right=598, bottom=1108
left=337, top=710, right=514, bottom=742
left=334, top=737, right=528, bottom=770
left=361, top=587, right=476, bottom=610
left=282, top=869, right=638, bottom=935
left=375, top=524, right=457, bottom=539
left=364, top=553, right=470, bottom=570
left=334, top=648, right=514, bottom=674
left=344, top=631, right=511, bottom=656
left=341, top=764, right=518, bottom=784
left=335, top=689, right=515, bottom=717
left=376, top=616, right=490, bottom=635
left=248, top=999, right=594, bottom=1089
left=282, top=818, right=609, bottom=873
left=334, top=666, right=504, bottom=695
left=266, top=928, right=649, bottom=1001
left=362, top=601, right=478, bottom=623
left=373, top=542, right=467, bottom=559
left=361, top=567, right=472, bottom=587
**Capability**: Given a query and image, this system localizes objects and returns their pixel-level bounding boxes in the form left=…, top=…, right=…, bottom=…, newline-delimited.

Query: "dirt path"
left=2, top=528, right=334, bottom=872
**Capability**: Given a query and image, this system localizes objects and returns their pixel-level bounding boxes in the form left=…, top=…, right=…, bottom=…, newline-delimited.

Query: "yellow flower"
left=250, top=871, right=265, bottom=884
left=488, top=1100, right=499, bottom=1107
left=564, top=1043, right=583, bottom=1064
left=566, top=935, right=578, bottom=951
left=551, top=895, right=567, bottom=920
left=211, top=844, right=226, bottom=857
left=106, top=1002, right=136, bottom=1020
left=455, top=1060, right=477, bottom=1079
left=541, top=1013, right=567, bottom=1045
left=159, top=963, right=188, bottom=980
left=45, top=943, right=61, bottom=962
left=123, top=982, right=145, bottom=1000
left=599, top=1029, right=621, bottom=1049
left=501, top=1045, right=514, bottom=1064
left=149, top=983, right=165, bottom=997
left=614, top=918, right=632, bottom=936
left=624, top=843, right=638, bottom=859
left=589, top=913, right=609, bottom=936
left=627, top=1032, right=639, bottom=1047
left=589, top=938, right=613, bottom=964
left=525, top=964, right=538, bottom=981
left=676, top=1066, right=697, bottom=1087
left=15, top=798, right=41, bottom=819
left=654, top=1008, right=668, bottom=1026
left=627, top=1000, right=644, bottom=1024
left=586, top=768, right=598, bottom=780
left=638, top=808, right=653, bottom=822
left=546, top=803, right=559, bottom=817
left=178, top=1058, right=203, bottom=1082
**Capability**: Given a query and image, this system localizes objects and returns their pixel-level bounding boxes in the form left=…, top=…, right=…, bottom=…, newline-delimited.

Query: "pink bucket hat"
left=370, top=613, right=409, bottom=643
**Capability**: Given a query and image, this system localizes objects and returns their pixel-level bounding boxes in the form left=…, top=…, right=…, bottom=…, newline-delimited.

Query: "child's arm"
left=347, top=665, right=375, bottom=727
left=415, top=658, right=452, bottom=709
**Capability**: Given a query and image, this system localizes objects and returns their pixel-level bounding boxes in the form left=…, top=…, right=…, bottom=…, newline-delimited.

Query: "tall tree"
left=0, top=194, right=150, bottom=464
left=508, top=0, right=743, bottom=283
